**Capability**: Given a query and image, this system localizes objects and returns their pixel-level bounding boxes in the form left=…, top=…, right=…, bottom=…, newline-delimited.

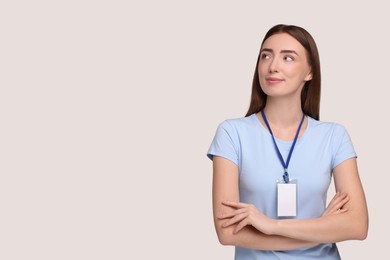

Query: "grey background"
left=0, top=1, right=387, bottom=259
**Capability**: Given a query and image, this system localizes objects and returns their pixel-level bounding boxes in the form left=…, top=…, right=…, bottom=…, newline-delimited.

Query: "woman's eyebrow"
left=281, top=50, right=299, bottom=56
left=261, top=48, right=299, bottom=56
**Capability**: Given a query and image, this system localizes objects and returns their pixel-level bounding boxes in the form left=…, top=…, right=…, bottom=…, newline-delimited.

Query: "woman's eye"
left=260, top=53, right=271, bottom=60
left=284, top=56, right=294, bottom=62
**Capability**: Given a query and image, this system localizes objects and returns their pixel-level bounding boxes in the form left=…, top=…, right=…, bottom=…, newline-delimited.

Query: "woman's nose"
left=269, top=58, right=279, bottom=73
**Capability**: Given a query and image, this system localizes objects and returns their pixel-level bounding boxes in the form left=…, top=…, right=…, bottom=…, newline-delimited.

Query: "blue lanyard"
left=261, top=110, right=305, bottom=183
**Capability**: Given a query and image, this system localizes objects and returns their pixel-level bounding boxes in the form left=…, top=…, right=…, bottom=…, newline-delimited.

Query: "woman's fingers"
left=219, top=201, right=250, bottom=221
left=329, top=193, right=349, bottom=211
left=234, top=218, right=249, bottom=234
left=323, top=192, right=340, bottom=216
left=222, top=212, right=248, bottom=228
left=322, top=192, right=349, bottom=217
left=329, top=192, right=346, bottom=206
left=219, top=201, right=252, bottom=230
left=221, top=200, right=248, bottom=209
left=218, top=208, right=247, bottom=219
left=218, top=200, right=275, bottom=235
left=333, top=196, right=350, bottom=210
left=336, top=208, right=348, bottom=214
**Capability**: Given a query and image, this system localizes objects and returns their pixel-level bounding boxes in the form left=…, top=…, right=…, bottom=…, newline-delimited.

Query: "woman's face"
left=258, top=33, right=312, bottom=99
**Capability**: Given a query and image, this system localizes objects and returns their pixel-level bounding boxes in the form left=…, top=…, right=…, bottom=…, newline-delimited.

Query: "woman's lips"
left=266, top=77, right=284, bottom=84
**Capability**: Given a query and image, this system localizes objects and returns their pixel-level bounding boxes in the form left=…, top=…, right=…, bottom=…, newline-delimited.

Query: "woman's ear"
left=304, top=71, right=313, bottom=81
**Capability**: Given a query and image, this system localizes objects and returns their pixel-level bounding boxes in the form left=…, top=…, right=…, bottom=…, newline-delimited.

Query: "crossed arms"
left=212, top=156, right=368, bottom=250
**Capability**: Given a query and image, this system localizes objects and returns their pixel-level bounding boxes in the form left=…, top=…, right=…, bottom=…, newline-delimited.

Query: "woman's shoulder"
left=309, top=117, right=349, bottom=135
left=217, top=114, right=258, bottom=131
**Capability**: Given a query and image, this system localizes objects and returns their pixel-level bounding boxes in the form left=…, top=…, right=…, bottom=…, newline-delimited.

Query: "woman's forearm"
left=217, top=210, right=366, bottom=250
left=216, top=223, right=317, bottom=251
left=274, top=211, right=368, bottom=243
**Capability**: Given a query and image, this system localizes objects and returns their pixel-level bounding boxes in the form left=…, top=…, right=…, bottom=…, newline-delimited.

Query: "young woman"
left=207, top=24, right=368, bottom=259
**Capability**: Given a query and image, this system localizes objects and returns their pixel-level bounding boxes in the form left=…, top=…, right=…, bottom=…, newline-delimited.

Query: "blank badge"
left=277, top=180, right=297, bottom=217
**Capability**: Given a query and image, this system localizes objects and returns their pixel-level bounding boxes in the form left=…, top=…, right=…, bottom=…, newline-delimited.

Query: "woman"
left=207, top=24, right=368, bottom=259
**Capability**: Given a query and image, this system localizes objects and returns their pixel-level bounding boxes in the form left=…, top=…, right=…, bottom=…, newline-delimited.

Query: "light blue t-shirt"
left=207, top=113, right=357, bottom=260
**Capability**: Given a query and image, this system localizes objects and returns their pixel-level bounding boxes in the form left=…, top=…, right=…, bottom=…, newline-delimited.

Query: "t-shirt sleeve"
left=331, top=124, right=357, bottom=169
left=207, top=120, right=239, bottom=166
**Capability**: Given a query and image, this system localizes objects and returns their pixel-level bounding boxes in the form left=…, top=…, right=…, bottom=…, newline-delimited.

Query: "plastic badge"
left=277, top=179, right=297, bottom=217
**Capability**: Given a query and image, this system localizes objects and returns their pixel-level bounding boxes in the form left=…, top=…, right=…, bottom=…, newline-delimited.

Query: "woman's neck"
left=262, top=98, right=304, bottom=129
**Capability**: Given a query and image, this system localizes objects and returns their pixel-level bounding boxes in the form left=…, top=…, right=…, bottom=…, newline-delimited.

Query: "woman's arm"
left=212, top=156, right=317, bottom=250
left=222, top=158, right=368, bottom=243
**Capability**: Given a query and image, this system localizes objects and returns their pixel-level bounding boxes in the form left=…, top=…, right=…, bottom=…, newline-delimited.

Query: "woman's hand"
left=322, top=192, right=349, bottom=217
left=218, top=201, right=276, bottom=235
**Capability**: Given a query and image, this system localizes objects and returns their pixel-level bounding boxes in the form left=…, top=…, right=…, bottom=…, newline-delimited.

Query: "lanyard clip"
left=283, top=169, right=290, bottom=183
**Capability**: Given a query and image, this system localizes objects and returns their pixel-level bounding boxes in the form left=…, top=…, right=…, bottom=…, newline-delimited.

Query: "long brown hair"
left=245, top=24, right=321, bottom=120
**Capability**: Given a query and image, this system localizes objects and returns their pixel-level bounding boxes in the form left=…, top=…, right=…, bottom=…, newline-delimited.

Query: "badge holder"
left=277, top=179, right=297, bottom=217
